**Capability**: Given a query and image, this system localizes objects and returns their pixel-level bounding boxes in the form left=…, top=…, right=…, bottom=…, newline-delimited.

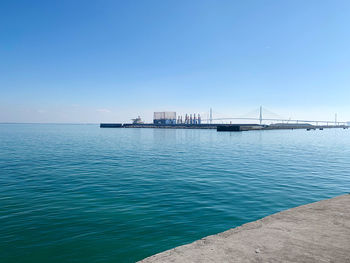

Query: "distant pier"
left=100, top=107, right=349, bottom=131
left=100, top=123, right=218, bottom=129
left=100, top=123, right=348, bottom=131
left=100, top=123, right=123, bottom=128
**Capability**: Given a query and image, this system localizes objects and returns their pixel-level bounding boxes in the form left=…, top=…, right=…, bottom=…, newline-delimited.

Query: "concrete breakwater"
left=138, top=194, right=350, bottom=263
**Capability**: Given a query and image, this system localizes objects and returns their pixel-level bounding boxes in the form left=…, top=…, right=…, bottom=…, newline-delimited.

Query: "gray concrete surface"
left=139, top=194, right=350, bottom=263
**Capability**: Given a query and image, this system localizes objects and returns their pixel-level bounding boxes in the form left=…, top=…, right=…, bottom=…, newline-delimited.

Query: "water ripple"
left=0, top=124, right=349, bottom=263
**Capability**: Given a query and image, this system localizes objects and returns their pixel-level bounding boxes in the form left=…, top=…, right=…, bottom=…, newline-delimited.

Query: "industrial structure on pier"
left=153, top=112, right=177, bottom=125
left=153, top=111, right=201, bottom=125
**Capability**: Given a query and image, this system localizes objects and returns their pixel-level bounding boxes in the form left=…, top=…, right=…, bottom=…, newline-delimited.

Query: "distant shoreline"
left=0, top=122, right=99, bottom=125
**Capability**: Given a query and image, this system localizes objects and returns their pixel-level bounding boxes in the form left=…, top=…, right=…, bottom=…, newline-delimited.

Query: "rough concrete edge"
left=137, top=193, right=350, bottom=262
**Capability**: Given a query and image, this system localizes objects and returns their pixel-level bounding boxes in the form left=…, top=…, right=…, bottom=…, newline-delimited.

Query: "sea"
left=1, top=124, right=349, bottom=263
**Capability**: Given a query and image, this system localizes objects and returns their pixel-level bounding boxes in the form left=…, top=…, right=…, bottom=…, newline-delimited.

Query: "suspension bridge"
left=203, top=106, right=348, bottom=126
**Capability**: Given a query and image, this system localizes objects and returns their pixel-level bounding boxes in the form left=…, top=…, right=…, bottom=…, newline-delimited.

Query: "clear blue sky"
left=1, top=0, right=350, bottom=123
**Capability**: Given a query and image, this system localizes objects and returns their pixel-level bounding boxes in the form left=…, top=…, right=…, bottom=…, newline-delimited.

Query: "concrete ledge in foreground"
left=138, top=194, right=350, bottom=263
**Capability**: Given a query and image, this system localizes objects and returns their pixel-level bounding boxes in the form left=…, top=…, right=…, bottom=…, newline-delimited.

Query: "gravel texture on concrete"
left=138, top=194, right=350, bottom=263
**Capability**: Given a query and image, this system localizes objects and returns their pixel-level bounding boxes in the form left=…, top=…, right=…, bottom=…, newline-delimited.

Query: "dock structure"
left=123, top=124, right=218, bottom=129
left=100, top=123, right=348, bottom=131
left=100, top=123, right=219, bottom=129
left=101, top=107, right=349, bottom=130
left=100, top=107, right=349, bottom=130
left=217, top=124, right=265, bottom=131
left=138, top=194, right=350, bottom=263
left=99, top=123, right=122, bottom=128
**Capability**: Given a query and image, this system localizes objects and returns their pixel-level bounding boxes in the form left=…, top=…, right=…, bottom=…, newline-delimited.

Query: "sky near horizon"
left=1, top=0, right=350, bottom=123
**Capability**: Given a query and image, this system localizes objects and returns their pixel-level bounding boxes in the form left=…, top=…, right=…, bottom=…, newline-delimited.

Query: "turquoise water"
left=1, top=124, right=349, bottom=263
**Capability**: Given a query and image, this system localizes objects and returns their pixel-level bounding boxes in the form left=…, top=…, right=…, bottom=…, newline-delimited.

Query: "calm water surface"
left=1, top=124, right=349, bottom=263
